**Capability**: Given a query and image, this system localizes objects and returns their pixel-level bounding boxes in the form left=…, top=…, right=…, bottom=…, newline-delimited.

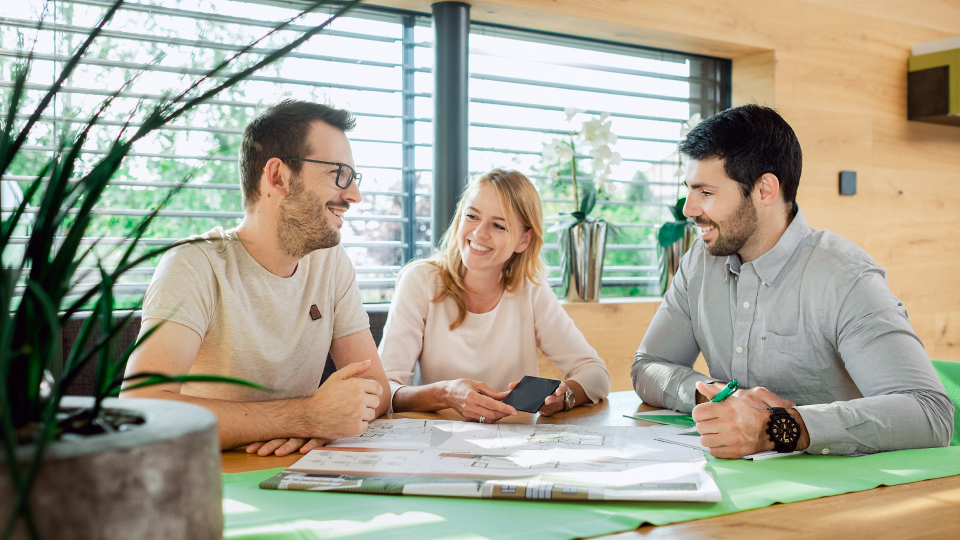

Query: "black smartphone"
left=502, top=376, right=562, bottom=413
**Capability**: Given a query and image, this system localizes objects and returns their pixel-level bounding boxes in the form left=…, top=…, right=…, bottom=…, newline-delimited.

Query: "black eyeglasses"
left=280, top=157, right=362, bottom=189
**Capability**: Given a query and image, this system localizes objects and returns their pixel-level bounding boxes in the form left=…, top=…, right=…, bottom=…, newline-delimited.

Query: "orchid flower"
left=540, top=107, right=620, bottom=210
left=564, top=105, right=585, bottom=123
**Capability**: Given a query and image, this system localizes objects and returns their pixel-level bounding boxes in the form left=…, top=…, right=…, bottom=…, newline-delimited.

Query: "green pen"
left=710, top=379, right=739, bottom=402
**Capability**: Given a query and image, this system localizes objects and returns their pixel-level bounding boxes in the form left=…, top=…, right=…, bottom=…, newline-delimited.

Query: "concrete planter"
left=0, top=397, right=222, bottom=540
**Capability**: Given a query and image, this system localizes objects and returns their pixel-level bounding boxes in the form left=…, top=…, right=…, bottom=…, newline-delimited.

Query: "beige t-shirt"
left=142, top=226, right=369, bottom=402
left=379, top=263, right=611, bottom=406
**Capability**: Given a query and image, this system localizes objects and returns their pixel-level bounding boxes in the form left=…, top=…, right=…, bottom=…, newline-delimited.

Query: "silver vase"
left=560, top=221, right=608, bottom=302
left=659, top=221, right=698, bottom=295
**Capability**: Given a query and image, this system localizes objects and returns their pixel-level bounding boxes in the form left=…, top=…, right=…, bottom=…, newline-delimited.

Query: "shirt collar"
left=721, top=204, right=810, bottom=285
left=751, top=204, right=811, bottom=286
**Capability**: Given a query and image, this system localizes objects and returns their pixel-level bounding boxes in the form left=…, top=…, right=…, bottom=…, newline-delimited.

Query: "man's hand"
left=299, top=359, right=381, bottom=437
left=736, top=386, right=796, bottom=410
left=696, top=381, right=796, bottom=410
left=442, top=379, right=517, bottom=423
left=250, top=360, right=382, bottom=456
left=692, top=381, right=775, bottom=459
left=246, top=437, right=330, bottom=457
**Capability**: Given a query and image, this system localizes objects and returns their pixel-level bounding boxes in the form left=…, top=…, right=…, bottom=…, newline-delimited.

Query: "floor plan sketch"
left=281, top=447, right=722, bottom=502
left=352, top=420, right=427, bottom=439
left=525, top=426, right=605, bottom=446
left=328, top=420, right=706, bottom=464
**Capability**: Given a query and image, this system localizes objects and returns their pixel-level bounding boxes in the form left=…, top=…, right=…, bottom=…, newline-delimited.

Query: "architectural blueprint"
left=326, top=419, right=704, bottom=462
left=273, top=448, right=721, bottom=502
left=264, top=420, right=725, bottom=502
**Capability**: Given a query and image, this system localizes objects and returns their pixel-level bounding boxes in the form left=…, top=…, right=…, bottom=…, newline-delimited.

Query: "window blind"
left=466, top=24, right=729, bottom=296
left=0, top=0, right=431, bottom=306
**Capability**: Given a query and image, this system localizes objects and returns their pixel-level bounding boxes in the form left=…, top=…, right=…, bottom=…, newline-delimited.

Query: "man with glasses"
left=121, top=100, right=391, bottom=456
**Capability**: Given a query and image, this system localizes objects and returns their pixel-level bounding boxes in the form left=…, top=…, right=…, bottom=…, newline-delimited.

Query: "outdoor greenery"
left=0, top=1, right=357, bottom=538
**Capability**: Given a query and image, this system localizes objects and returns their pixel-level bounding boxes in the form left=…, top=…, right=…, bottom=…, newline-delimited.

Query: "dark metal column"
left=431, top=1, right=470, bottom=247
left=401, top=16, right=417, bottom=263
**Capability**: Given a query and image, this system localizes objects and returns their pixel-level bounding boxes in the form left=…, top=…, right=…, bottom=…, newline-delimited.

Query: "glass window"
left=1, top=0, right=430, bottom=307
left=467, top=24, right=729, bottom=297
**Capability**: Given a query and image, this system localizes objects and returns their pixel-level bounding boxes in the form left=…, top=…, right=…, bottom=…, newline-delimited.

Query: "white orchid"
left=540, top=107, right=620, bottom=211
left=679, top=112, right=702, bottom=137
left=594, top=164, right=614, bottom=193
left=542, top=139, right=560, bottom=163
left=542, top=138, right=573, bottom=166
left=564, top=105, right=585, bottom=123
left=580, top=114, right=617, bottom=148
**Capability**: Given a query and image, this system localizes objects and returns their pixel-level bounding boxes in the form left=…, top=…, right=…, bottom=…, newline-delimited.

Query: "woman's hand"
left=505, top=380, right=567, bottom=417
left=443, top=379, right=517, bottom=423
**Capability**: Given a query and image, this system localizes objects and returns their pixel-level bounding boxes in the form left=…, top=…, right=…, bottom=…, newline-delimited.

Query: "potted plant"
left=541, top=108, right=621, bottom=302
left=657, top=114, right=701, bottom=295
left=0, top=2, right=357, bottom=538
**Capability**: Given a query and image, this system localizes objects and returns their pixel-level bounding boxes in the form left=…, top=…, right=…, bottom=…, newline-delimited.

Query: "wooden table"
left=222, top=391, right=960, bottom=539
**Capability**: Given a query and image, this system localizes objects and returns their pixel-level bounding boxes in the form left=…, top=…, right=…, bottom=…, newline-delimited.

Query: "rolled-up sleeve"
left=797, top=265, right=954, bottom=455
left=632, top=244, right=716, bottom=413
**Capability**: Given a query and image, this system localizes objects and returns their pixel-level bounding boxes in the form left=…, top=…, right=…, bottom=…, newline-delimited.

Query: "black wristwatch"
left=766, top=407, right=801, bottom=453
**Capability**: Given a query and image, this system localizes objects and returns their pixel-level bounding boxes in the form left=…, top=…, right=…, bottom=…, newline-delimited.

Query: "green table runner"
left=222, top=361, right=960, bottom=539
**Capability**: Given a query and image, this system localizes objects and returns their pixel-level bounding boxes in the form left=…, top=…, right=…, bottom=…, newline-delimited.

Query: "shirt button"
left=735, top=276, right=739, bottom=281
left=736, top=346, right=743, bottom=353
left=742, top=302, right=750, bottom=308
left=821, top=448, right=830, bottom=455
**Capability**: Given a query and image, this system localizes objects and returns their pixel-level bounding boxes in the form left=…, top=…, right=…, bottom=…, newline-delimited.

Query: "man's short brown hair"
left=238, top=100, right=356, bottom=208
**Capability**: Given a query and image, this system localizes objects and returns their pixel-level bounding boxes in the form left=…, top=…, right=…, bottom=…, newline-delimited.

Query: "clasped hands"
left=442, top=378, right=568, bottom=424
left=692, top=381, right=809, bottom=459
left=247, top=359, right=381, bottom=457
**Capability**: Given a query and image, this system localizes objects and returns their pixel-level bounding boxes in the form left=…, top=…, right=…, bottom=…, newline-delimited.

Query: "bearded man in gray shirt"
left=632, top=104, right=953, bottom=459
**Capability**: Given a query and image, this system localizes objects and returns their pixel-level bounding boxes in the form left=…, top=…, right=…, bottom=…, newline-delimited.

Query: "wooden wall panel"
left=537, top=301, right=710, bottom=392
left=732, top=51, right=776, bottom=107
left=797, top=0, right=960, bottom=35
left=374, top=0, right=960, bottom=362
left=536, top=300, right=659, bottom=392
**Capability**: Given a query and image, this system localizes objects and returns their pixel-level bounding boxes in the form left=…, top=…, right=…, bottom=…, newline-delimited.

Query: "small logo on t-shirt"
left=309, top=305, right=322, bottom=321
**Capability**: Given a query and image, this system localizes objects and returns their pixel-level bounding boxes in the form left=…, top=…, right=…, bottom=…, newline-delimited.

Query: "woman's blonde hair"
left=409, top=168, right=545, bottom=330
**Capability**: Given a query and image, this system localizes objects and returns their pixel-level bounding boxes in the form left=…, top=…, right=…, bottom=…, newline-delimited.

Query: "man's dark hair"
left=239, top=100, right=356, bottom=208
left=678, top=104, right=802, bottom=205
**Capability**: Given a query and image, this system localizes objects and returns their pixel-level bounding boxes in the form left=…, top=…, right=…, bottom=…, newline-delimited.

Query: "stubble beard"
left=276, top=175, right=342, bottom=259
left=699, top=193, right=759, bottom=257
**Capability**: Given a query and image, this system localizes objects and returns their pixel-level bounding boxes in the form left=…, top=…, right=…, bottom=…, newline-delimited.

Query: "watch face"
left=770, top=417, right=799, bottom=444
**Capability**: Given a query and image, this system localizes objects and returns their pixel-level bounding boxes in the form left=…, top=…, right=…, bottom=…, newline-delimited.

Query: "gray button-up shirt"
left=632, top=207, right=953, bottom=455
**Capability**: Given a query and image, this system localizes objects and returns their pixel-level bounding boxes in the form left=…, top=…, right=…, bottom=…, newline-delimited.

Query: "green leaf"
left=579, top=189, right=597, bottom=216
left=117, top=373, right=271, bottom=395
left=547, top=219, right=578, bottom=233
left=658, top=220, right=690, bottom=248
left=669, top=197, right=687, bottom=221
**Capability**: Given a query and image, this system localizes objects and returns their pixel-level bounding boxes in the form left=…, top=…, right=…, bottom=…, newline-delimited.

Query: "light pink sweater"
left=378, top=263, right=612, bottom=408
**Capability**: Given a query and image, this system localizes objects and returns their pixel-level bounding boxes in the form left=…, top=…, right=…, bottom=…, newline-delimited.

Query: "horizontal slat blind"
left=466, top=25, right=729, bottom=297
left=0, top=0, right=432, bottom=305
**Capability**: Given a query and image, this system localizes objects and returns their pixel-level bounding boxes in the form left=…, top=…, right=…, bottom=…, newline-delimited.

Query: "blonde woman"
left=378, top=169, right=611, bottom=423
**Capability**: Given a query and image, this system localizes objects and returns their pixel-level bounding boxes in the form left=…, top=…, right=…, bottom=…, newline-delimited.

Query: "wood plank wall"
left=375, top=0, right=960, bottom=390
